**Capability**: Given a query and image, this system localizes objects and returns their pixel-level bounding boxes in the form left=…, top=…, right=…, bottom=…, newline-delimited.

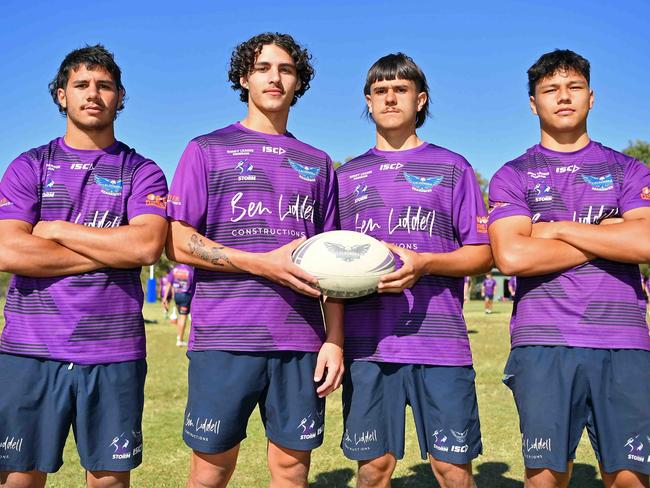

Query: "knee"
left=268, top=447, right=310, bottom=487
left=357, top=456, right=396, bottom=488
left=87, top=471, right=130, bottom=488
left=188, top=463, right=235, bottom=488
left=1, top=471, right=47, bottom=488
left=431, top=461, right=475, bottom=488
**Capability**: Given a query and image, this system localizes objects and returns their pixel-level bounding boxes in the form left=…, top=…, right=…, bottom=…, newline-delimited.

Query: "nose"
left=86, top=80, right=100, bottom=100
left=557, top=86, right=571, bottom=104
left=385, top=88, right=397, bottom=105
left=269, top=66, right=281, bottom=84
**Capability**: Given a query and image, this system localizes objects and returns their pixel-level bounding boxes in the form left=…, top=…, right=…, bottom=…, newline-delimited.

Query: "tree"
left=623, top=140, right=650, bottom=167
left=475, top=170, right=489, bottom=207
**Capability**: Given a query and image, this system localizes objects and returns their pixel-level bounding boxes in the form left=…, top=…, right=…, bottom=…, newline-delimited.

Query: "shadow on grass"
left=467, top=329, right=478, bottom=334
left=311, top=467, right=355, bottom=487
left=569, top=463, right=602, bottom=487
left=390, top=461, right=526, bottom=487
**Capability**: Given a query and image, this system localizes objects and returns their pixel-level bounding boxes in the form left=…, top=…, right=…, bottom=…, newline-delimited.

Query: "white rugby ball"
left=292, top=230, right=395, bottom=299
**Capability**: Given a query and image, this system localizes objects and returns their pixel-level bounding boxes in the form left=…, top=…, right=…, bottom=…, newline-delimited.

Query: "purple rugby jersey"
left=167, top=123, right=338, bottom=352
left=483, top=278, right=496, bottom=295
left=336, top=143, right=489, bottom=366
left=488, top=141, right=650, bottom=350
left=0, top=137, right=168, bottom=364
left=168, top=264, right=194, bottom=294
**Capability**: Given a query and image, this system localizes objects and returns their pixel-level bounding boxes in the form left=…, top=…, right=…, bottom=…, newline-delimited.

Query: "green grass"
left=2, top=300, right=605, bottom=487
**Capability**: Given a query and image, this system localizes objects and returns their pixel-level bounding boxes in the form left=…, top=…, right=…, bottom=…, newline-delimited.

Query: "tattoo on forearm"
left=189, top=234, right=237, bottom=268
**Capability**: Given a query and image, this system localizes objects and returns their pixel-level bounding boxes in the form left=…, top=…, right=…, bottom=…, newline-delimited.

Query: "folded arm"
left=488, top=216, right=594, bottom=277
left=32, top=214, right=168, bottom=268
left=533, top=208, right=650, bottom=264
left=0, top=219, right=104, bottom=277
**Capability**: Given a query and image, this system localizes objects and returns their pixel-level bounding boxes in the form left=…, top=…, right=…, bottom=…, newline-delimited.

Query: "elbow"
left=493, top=252, right=524, bottom=276
left=138, top=240, right=165, bottom=267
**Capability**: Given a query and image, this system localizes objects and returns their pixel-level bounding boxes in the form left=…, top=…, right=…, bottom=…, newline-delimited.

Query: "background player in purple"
left=0, top=45, right=168, bottom=488
left=336, top=53, right=492, bottom=488
left=489, top=50, right=650, bottom=488
left=508, top=275, right=517, bottom=299
left=481, top=272, right=497, bottom=313
left=162, top=263, right=194, bottom=346
left=166, top=33, right=343, bottom=488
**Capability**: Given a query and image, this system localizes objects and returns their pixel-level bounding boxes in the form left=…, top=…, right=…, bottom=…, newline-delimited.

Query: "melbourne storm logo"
left=289, top=159, right=320, bottom=182
left=109, top=433, right=131, bottom=460
left=95, top=175, right=123, bottom=196
left=235, top=159, right=255, bottom=181
left=353, top=184, right=369, bottom=203
left=324, top=242, right=370, bottom=262
left=403, top=172, right=443, bottom=193
left=582, top=174, right=614, bottom=192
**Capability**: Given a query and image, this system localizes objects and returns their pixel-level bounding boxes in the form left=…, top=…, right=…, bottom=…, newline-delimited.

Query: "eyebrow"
left=253, top=61, right=296, bottom=68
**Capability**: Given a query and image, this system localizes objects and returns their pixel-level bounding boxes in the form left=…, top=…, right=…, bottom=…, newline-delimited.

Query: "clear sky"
left=1, top=0, right=648, bottom=180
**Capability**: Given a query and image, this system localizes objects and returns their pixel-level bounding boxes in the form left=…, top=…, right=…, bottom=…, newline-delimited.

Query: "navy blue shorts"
left=184, top=350, right=325, bottom=453
left=0, top=354, right=146, bottom=473
left=341, top=361, right=482, bottom=463
left=503, top=346, right=650, bottom=474
left=174, top=292, right=192, bottom=315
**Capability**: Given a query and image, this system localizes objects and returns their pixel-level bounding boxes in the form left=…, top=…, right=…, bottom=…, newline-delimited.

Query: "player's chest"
left=40, top=161, right=130, bottom=225
left=524, top=165, right=621, bottom=223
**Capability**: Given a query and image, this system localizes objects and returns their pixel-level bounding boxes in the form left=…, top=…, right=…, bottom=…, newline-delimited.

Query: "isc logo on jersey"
left=262, top=146, right=286, bottom=155
left=379, top=163, right=403, bottom=171
left=70, top=163, right=93, bottom=170
left=556, top=165, right=580, bottom=174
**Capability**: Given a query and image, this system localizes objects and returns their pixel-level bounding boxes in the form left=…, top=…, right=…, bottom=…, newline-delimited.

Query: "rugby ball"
left=292, top=230, right=395, bottom=298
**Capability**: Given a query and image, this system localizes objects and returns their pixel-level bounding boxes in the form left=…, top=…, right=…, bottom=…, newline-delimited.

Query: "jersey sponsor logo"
left=379, top=162, right=404, bottom=171
left=226, top=148, right=254, bottom=157
left=94, top=175, right=123, bottom=196
left=556, top=165, right=580, bottom=174
left=69, top=163, right=93, bottom=170
left=46, top=163, right=60, bottom=171
left=354, top=205, right=436, bottom=237
left=533, top=183, right=552, bottom=202
left=451, top=429, right=468, bottom=443
left=324, top=242, right=370, bottom=262
left=0, top=198, right=13, bottom=208
left=353, top=183, right=369, bottom=203
left=572, top=205, right=618, bottom=225
left=348, top=170, right=372, bottom=181
left=262, top=145, right=286, bottom=155
left=167, top=194, right=182, bottom=206
left=582, top=174, right=614, bottom=192
left=74, top=210, right=122, bottom=228
left=527, top=171, right=549, bottom=179
left=230, top=192, right=314, bottom=224
left=476, top=216, right=488, bottom=233
left=235, top=159, right=256, bottom=181
left=403, top=172, right=443, bottom=193
left=641, top=187, right=650, bottom=200
left=488, top=201, right=510, bottom=214
left=145, top=193, right=166, bottom=209
left=289, top=159, right=320, bottom=182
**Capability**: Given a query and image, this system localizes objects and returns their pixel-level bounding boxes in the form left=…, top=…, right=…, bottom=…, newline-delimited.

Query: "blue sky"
left=1, top=0, right=648, bottom=179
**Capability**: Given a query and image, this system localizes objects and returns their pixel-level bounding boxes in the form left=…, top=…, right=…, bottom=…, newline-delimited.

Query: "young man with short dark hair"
left=489, top=49, right=650, bottom=488
left=166, top=33, right=343, bottom=488
left=0, top=44, right=168, bottom=488
left=336, top=53, right=492, bottom=488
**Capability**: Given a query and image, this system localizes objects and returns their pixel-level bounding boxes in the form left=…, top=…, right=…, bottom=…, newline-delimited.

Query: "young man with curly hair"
left=489, top=49, right=650, bottom=488
left=336, top=53, right=491, bottom=488
left=166, top=33, right=343, bottom=488
left=0, top=44, right=168, bottom=488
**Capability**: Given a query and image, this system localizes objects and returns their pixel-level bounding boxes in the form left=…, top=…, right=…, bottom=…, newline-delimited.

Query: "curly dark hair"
left=363, top=53, right=430, bottom=129
left=228, top=32, right=314, bottom=106
left=49, top=44, right=125, bottom=115
left=527, top=49, right=590, bottom=96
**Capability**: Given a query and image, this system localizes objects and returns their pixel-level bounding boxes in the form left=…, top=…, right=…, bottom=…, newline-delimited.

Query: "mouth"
left=555, top=108, right=575, bottom=116
left=83, top=105, right=104, bottom=114
left=264, top=89, right=284, bottom=96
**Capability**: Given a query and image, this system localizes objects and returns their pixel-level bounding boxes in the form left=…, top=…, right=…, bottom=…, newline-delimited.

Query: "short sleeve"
left=167, top=141, right=209, bottom=230
left=127, top=159, right=168, bottom=221
left=319, top=156, right=340, bottom=233
left=0, top=154, right=41, bottom=225
left=619, top=158, right=650, bottom=215
left=488, top=164, right=532, bottom=225
left=452, top=163, right=489, bottom=245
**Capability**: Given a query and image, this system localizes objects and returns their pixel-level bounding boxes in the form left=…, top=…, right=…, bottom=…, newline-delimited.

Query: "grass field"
left=2, top=300, right=607, bottom=487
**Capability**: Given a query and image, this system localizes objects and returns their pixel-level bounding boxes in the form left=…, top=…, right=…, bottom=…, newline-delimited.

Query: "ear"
left=588, top=89, right=594, bottom=110
left=295, top=78, right=302, bottom=91
left=117, top=88, right=125, bottom=111
left=416, top=91, right=427, bottom=112
left=365, top=93, right=373, bottom=114
left=57, top=87, right=67, bottom=110
left=529, top=95, right=538, bottom=115
left=240, top=75, right=248, bottom=90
